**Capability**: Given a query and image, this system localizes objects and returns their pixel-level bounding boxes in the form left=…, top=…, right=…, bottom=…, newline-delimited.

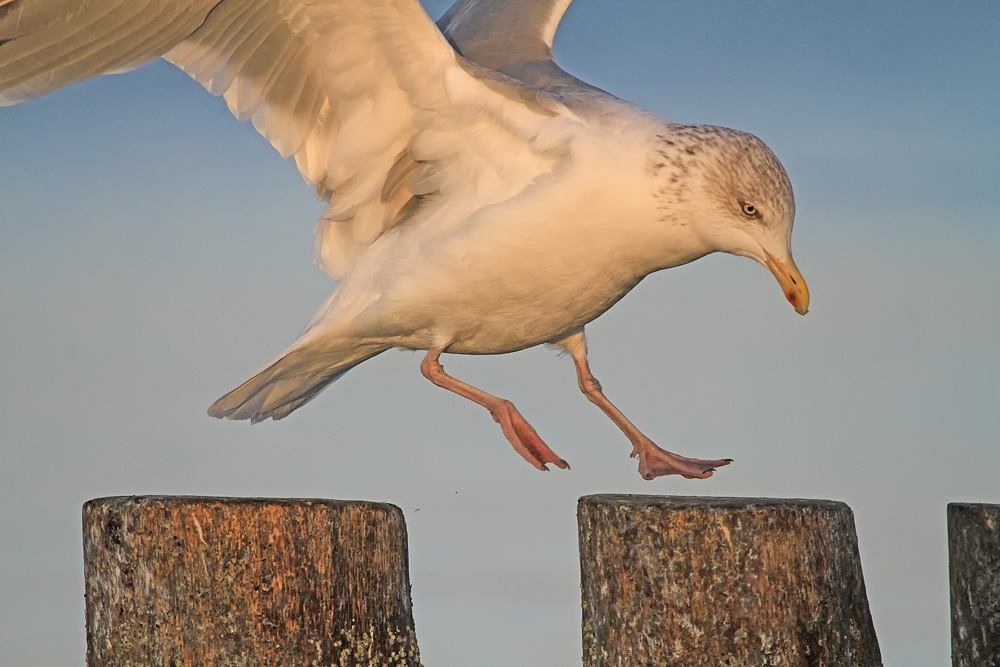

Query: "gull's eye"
left=741, top=202, right=758, bottom=217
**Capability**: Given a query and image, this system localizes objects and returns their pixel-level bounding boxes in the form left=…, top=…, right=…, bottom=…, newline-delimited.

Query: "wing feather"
left=438, top=0, right=609, bottom=97
left=0, top=1, right=219, bottom=104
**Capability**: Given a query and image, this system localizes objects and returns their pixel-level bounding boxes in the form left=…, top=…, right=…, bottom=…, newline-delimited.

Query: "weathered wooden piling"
left=578, top=494, right=882, bottom=667
left=82, top=496, right=419, bottom=667
left=949, top=502, right=1000, bottom=667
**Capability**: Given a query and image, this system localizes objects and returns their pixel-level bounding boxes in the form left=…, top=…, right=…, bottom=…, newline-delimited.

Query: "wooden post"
left=83, top=496, right=420, bottom=667
left=578, top=494, right=881, bottom=667
left=949, top=502, right=1000, bottom=667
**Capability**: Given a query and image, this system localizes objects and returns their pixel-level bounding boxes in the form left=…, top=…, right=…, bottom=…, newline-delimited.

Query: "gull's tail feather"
left=208, top=341, right=389, bottom=423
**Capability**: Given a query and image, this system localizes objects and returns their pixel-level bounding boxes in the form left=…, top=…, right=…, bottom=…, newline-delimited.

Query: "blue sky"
left=2, top=1, right=999, bottom=665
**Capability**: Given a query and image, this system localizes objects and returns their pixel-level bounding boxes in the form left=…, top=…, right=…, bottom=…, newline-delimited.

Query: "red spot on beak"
left=764, top=250, right=809, bottom=315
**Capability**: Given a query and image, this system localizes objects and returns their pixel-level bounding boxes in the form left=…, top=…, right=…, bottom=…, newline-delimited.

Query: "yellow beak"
left=764, top=250, right=810, bottom=315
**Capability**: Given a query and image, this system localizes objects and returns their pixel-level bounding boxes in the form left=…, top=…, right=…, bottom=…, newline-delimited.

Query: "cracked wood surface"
left=83, top=496, right=420, bottom=667
left=578, top=494, right=882, bottom=667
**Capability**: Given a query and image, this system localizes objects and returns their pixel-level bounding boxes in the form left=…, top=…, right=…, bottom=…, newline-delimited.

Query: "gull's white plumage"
left=0, top=0, right=810, bottom=479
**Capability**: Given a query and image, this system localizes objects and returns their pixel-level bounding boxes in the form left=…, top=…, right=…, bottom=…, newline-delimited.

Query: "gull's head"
left=656, top=125, right=809, bottom=315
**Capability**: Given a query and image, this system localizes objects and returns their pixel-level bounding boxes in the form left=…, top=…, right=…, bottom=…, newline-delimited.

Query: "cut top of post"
left=580, top=493, right=852, bottom=512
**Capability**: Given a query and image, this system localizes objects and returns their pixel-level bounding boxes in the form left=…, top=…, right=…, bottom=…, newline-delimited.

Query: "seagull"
left=1, top=0, right=808, bottom=479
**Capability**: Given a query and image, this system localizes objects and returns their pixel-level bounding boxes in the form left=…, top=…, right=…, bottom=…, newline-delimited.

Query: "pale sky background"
left=1, top=1, right=998, bottom=665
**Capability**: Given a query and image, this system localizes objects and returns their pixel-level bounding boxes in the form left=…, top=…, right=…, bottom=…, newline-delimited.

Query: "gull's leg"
left=420, top=348, right=569, bottom=471
left=553, top=329, right=731, bottom=480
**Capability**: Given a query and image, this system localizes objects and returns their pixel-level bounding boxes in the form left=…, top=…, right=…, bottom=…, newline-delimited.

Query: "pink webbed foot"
left=551, top=330, right=731, bottom=481
left=420, top=348, right=569, bottom=473
left=490, top=399, right=569, bottom=471
left=632, top=437, right=732, bottom=480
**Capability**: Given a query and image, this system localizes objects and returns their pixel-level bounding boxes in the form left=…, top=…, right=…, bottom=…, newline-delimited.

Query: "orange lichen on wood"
left=83, top=496, right=420, bottom=667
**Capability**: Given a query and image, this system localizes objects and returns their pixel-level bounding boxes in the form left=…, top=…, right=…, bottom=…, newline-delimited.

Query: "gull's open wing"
left=0, top=0, right=577, bottom=278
